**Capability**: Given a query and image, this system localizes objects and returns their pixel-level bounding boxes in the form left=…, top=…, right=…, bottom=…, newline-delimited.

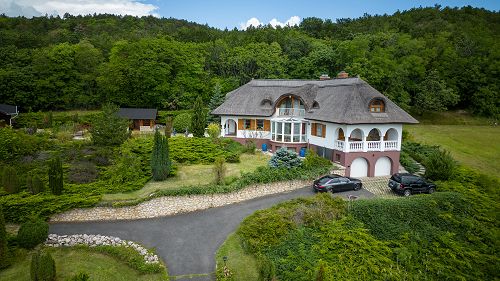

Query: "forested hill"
left=0, top=6, right=498, bottom=118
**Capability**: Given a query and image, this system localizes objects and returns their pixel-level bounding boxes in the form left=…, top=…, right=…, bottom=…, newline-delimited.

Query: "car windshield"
left=391, top=174, right=402, bottom=182
left=318, top=177, right=332, bottom=185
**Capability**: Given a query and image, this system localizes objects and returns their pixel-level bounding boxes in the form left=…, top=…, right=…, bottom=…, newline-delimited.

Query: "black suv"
left=388, top=173, right=436, bottom=196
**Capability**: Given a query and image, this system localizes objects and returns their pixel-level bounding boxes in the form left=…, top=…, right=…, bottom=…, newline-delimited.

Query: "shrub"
left=151, top=129, right=171, bottom=181
left=207, top=123, right=221, bottom=141
left=27, top=171, right=45, bottom=194
left=67, top=272, right=90, bottom=281
left=0, top=207, right=10, bottom=269
left=0, top=128, right=46, bottom=161
left=164, top=116, right=173, bottom=138
left=244, top=140, right=256, bottom=154
left=2, top=166, right=20, bottom=194
left=173, top=112, right=192, bottom=133
left=89, top=103, right=130, bottom=146
left=302, top=149, right=332, bottom=170
left=399, top=151, right=419, bottom=174
left=424, top=149, right=456, bottom=181
left=68, top=161, right=98, bottom=184
left=48, top=155, right=63, bottom=195
left=18, top=218, right=49, bottom=249
left=213, top=157, right=227, bottom=185
left=31, top=250, right=56, bottom=281
left=269, top=148, right=302, bottom=168
left=191, top=96, right=207, bottom=137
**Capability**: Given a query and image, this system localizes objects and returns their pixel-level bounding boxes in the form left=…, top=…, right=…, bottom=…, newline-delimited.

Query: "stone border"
left=50, top=180, right=311, bottom=222
left=45, top=234, right=160, bottom=264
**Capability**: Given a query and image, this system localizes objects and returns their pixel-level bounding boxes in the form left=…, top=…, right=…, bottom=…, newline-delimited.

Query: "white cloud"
left=240, top=16, right=301, bottom=30
left=0, top=0, right=159, bottom=17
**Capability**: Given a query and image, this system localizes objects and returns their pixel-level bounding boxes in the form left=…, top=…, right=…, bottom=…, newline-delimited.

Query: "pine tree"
left=191, top=96, right=207, bottom=138
left=207, top=83, right=225, bottom=123
left=151, top=129, right=171, bottom=181
left=2, top=166, right=19, bottom=194
left=49, top=155, right=63, bottom=195
left=0, top=207, right=10, bottom=269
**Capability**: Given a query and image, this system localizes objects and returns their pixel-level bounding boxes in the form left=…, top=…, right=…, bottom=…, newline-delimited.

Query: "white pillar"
left=362, top=136, right=368, bottom=152
left=345, top=136, right=349, bottom=152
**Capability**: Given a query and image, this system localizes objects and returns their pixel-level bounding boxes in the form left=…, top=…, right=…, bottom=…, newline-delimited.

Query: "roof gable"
left=117, top=108, right=157, bottom=120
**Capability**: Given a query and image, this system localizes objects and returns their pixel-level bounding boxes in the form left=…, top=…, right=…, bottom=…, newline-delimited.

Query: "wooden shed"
left=117, top=108, right=157, bottom=131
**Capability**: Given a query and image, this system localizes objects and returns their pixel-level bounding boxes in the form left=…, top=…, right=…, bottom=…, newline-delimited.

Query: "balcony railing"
left=334, top=140, right=399, bottom=152
left=278, top=108, right=305, bottom=117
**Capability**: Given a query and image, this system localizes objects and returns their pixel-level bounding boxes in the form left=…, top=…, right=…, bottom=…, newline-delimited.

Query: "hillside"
left=0, top=6, right=498, bottom=119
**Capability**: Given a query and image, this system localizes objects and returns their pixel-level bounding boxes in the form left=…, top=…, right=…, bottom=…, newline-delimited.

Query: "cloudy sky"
left=1, top=0, right=498, bottom=29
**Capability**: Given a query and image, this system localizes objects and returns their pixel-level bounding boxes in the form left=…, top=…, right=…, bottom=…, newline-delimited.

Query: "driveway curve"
left=50, top=187, right=374, bottom=280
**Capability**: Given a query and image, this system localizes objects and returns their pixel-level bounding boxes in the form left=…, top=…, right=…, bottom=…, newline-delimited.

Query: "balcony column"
left=362, top=136, right=368, bottom=152
left=381, top=139, right=385, bottom=152
left=344, top=136, right=349, bottom=152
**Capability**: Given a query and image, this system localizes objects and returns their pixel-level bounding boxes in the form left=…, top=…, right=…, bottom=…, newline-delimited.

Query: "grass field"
left=405, top=125, right=500, bottom=175
left=102, top=153, right=270, bottom=202
left=215, top=233, right=259, bottom=281
left=0, top=248, right=167, bottom=281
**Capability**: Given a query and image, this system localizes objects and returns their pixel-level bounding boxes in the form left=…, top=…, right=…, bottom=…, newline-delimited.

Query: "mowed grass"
left=102, top=153, right=270, bottom=202
left=0, top=248, right=167, bottom=281
left=216, top=233, right=259, bottom=281
left=405, top=125, right=500, bottom=175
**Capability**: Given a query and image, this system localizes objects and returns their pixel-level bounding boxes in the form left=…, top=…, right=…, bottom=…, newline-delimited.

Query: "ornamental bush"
left=31, top=250, right=56, bottom=281
left=213, top=156, right=226, bottom=185
left=0, top=207, right=10, bottom=269
left=48, top=155, right=63, bottom=195
left=207, top=123, right=221, bottom=141
left=424, top=149, right=456, bottom=181
left=89, top=103, right=130, bottom=146
left=151, top=129, right=171, bottom=181
left=191, top=96, right=207, bottom=137
left=27, top=171, right=45, bottom=194
left=302, top=149, right=332, bottom=170
left=18, top=218, right=49, bottom=249
left=173, top=112, right=192, bottom=133
left=269, top=148, right=302, bottom=168
left=2, top=166, right=20, bottom=194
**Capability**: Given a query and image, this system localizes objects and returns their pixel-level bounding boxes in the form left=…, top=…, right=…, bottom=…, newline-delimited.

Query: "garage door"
left=350, top=157, right=368, bottom=178
left=374, top=157, right=392, bottom=176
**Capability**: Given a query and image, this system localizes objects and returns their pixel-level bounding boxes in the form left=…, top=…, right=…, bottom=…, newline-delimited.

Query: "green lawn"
left=405, top=125, right=500, bottom=175
left=102, top=153, right=270, bottom=202
left=0, top=248, right=167, bottom=281
left=215, top=233, right=259, bottom=281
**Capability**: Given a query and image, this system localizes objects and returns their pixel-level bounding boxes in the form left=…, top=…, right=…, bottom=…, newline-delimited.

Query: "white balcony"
left=334, top=140, right=345, bottom=151
left=367, top=141, right=381, bottom=151
left=278, top=108, right=305, bottom=117
left=349, top=141, right=364, bottom=152
left=384, top=140, right=398, bottom=151
left=334, top=140, right=399, bottom=152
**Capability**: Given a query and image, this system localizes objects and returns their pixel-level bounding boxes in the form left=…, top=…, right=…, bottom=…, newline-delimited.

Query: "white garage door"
left=374, top=157, right=392, bottom=176
left=350, top=157, right=368, bottom=178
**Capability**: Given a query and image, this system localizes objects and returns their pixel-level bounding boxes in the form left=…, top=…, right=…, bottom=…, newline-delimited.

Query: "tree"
left=2, top=166, right=19, bottom=194
left=413, top=70, right=459, bottom=115
left=207, top=83, right=225, bottom=123
left=89, top=103, right=130, bottom=146
left=269, top=148, right=302, bottom=168
left=27, top=171, right=45, bottom=194
left=0, top=207, right=10, bottom=269
left=48, top=155, right=63, bottom=195
left=213, top=157, right=226, bottom=185
left=31, top=250, right=56, bottom=281
left=151, top=129, right=171, bottom=181
left=191, top=96, right=207, bottom=137
left=164, top=116, right=173, bottom=138
left=17, top=218, right=49, bottom=249
left=207, top=123, right=221, bottom=142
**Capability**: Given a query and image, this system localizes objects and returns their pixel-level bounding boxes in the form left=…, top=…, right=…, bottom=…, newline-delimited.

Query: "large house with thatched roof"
left=212, top=72, right=418, bottom=178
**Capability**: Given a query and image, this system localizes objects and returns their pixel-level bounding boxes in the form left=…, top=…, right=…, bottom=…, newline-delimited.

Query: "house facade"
left=117, top=108, right=157, bottom=131
left=212, top=73, right=418, bottom=178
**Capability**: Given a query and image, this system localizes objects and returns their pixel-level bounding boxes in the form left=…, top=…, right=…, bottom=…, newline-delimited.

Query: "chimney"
left=319, top=74, right=330, bottom=80
left=337, top=71, right=348, bottom=79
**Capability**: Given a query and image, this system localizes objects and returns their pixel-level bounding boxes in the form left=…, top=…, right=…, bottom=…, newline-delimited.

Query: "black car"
left=313, top=174, right=362, bottom=193
left=388, top=173, right=436, bottom=196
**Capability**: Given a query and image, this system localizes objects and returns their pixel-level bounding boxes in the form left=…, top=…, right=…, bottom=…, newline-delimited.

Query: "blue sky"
left=1, top=0, right=499, bottom=29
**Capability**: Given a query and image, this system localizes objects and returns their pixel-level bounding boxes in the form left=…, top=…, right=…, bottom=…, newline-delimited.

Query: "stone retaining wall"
left=50, top=180, right=311, bottom=222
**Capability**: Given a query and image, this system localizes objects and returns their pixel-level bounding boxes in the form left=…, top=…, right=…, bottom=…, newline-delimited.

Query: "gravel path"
left=50, top=187, right=375, bottom=280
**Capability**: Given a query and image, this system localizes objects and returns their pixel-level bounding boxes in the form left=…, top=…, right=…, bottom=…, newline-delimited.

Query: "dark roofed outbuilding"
left=0, top=104, right=18, bottom=127
left=117, top=108, right=157, bottom=131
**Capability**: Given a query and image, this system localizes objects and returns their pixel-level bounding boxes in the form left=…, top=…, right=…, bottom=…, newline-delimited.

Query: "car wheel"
left=428, top=187, right=435, bottom=194
left=353, top=183, right=361, bottom=191
left=403, top=189, right=411, bottom=197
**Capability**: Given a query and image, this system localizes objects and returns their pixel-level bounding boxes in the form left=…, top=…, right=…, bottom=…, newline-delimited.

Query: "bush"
left=89, top=104, right=130, bottom=146
left=0, top=207, right=11, bottom=269
left=0, top=128, right=47, bottom=161
left=2, top=166, right=20, bottom=194
left=48, top=155, right=64, bottom=195
left=67, top=272, right=90, bottom=281
left=269, top=148, right=302, bottom=168
left=17, top=218, right=49, bottom=249
left=27, top=171, right=45, bottom=194
left=31, top=250, right=56, bottom=281
left=207, top=123, right=221, bottom=141
left=68, top=161, right=98, bottom=184
left=244, top=140, right=256, bottom=154
left=213, top=157, right=226, bottom=185
left=302, top=149, right=332, bottom=170
left=173, top=112, right=192, bottom=133
left=399, top=151, right=419, bottom=174
left=151, top=129, right=171, bottom=181
left=424, top=149, right=456, bottom=180
left=191, top=96, right=207, bottom=137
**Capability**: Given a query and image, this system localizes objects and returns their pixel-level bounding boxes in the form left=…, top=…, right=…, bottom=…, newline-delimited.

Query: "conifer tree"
left=207, top=83, right=225, bottom=123
left=2, top=166, right=19, bottom=194
left=151, top=129, right=171, bottom=181
left=191, top=96, right=207, bottom=138
left=49, top=155, right=63, bottom=195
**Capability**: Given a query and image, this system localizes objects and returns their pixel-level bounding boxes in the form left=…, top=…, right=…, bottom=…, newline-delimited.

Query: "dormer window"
left=277, top=96, right=305, bottom=116
left=369, top=99, right=385, bottom=113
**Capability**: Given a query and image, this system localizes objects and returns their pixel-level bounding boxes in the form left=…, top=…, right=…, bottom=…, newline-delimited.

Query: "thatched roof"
left=212, top=78, right=418, bottom=124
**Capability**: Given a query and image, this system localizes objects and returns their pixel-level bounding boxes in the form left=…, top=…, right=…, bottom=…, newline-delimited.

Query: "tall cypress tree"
left=207, top=83, right=225, bottom=123
left=49, top=155, right=63, bottom=195
left=151, top=129, right=170, bottom=181
left=191, top=96, right=207, bottom=138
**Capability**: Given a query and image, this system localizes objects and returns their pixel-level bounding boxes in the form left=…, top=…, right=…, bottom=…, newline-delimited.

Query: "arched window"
left=369, top=99, right=385, bottom=113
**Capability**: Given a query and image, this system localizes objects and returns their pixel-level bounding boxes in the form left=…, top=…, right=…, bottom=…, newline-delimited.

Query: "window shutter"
left=322, top=124, right=326, bottom=138
left=238, top=119, right=244, bottom=130
left=312, top=123, right=317, bottom=136
left=250, top=119, right=256, bottom=130
left=264, top=120, right=270, bottom=131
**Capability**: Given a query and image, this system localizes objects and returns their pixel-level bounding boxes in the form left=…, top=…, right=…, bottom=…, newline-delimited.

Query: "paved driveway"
left=50, top=187, right=374, bottom=280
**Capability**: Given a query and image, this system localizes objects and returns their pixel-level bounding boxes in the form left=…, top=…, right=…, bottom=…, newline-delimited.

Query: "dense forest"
left=0, top=5, right=499, bottom=118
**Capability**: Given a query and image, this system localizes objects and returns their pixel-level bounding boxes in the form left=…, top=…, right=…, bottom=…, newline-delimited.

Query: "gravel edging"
left=50, top=180, right=311, bottom=222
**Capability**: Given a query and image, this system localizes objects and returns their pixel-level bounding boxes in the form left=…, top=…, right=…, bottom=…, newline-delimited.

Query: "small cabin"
left=0, top=104, right=18, bottom=127
left=117, top=108, right=157, bottom=131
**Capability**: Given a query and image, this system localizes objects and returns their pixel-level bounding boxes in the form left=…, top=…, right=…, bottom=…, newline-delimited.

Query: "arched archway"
left=374, top=157, right=392, bottom=176
left=336, top=128, right=345, bottom=140
left=384, top=128, right=398, bottom=141
left=350, top=157, right=369, bottom=178
left=367, top=128, right=381, bottom=141
left=224, top=119, right=237, bottom=136
left=349, top=128, right=363, bottom=141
